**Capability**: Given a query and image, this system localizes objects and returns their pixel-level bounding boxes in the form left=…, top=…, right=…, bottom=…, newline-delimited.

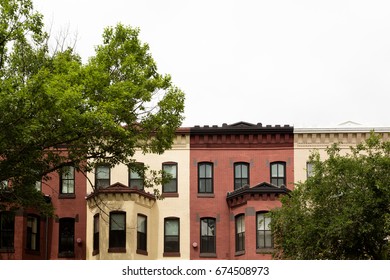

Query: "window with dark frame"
left=256, top=212, right=273, bottom=249
left=58, top=217, right=75, bottom=257
left=164, top=217, right=180, bottom=254
left=26, top=215, right=40, bottom=251
left=95, top=165, right=110, bottom=189
left=234, top=162, right=249, bottom=190
left=200, top=218, right=216, bottom=254
left=93, top=214, right=99, bottom=254
left=162, top=163, right=178, bottom=193
left=270, top=162, right=286, bottom=186
left=137, top=214, right=147, bottom=253
left=109, top=212, right=126, bottom=252
left=0, top=211, right=15, bottom=250
left=60, top=166, right=75, bottom=194
left=129, top=163, right=145, bottom=190
left=235, top=214, right=245, bottom=253
left=306, top=162, right=314, bottom=178
left=198, top=162, right=213, bottom=193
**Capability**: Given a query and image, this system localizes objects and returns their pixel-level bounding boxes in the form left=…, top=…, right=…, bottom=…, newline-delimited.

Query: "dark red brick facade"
left=189, top=122, right=293, bottom=260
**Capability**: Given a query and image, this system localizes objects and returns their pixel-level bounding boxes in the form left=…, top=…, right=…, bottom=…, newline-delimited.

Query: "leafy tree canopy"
left=0, top=0, right=185, bottom=215
left=271, top=132, right=390, bottom=259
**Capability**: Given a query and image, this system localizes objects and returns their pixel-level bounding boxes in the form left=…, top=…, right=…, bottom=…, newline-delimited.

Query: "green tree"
left=0, top=0, right=185, bottom=215
left=271, top=132, right=390, bottom=259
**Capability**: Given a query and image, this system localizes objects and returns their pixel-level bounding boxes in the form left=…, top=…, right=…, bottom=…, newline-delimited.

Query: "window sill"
left=58, top=193, right=76, bottom=199
left=197, top=193, right=215, bottom=198
left=200, top=253, right=217, bottom=258
left=108, top=247, right=126, bottom=253
left=256, top=248, right=274, bottom=254
left=235, top=250, right=245, bottom=256
left=136, top=249, right=148, bottom=256
left=92, top=249, right=99, bottom=256
left=163, top=252, right=181, bottom=257
left=162, top=193, right=179, bottom=198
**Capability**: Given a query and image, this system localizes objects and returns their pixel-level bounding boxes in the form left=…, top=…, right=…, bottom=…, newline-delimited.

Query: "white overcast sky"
left=33, top=0, right=390, bottom=128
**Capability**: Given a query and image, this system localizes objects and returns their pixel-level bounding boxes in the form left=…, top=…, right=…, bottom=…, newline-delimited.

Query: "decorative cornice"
left=226, top=182, right=290, bottom=208
left=86, top=182, right=156, bottom=201
left=190, top=122, right=294, bottom=148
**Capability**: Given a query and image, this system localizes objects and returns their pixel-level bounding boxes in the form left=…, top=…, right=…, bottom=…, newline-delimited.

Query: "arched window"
left=270, top=162, right=286, bottom=186
left=164, top=217, right=180, bottom=256
left=256, top=212, right=273, bottom=249
left=234, top=162, right=249, bottom=190
left=109, top=211, right=126, bottom=252
left=235, top=214, right=245, bottom=253
left=198, top=162, right=213, bottom=193
left=162, top=162, right=178, bottom=193
left=200, top=217, right=216, bottom=254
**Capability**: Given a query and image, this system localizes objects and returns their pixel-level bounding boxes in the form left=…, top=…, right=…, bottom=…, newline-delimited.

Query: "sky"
left=33, top=0, right=390, bottom=128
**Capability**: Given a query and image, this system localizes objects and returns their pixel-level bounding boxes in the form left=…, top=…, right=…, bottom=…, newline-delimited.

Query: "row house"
left=294, top=122, right=390, bottom=183
left=0, top=158, right=87, bottom=260
left=85, top=128, right=191, bottom=260
left=189, top=122, right=294, bottom=260
left=4, top=121, right=387, bottom=260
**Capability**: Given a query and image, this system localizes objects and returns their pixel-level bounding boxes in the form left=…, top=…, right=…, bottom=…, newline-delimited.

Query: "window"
left=137, top=214, right=147, bottom=254
left=198, top=163, right=213, bottom=193
left=200, top=218, right=216, bottom=254
left=0, top=180, right=8, bottom=190
left=26, top=215, right=40, bottom=251
left=95, top=165, right=110, bottom=189
left=93, top=214, right=99, bottom=254
left=60, top=166, right=75, bottom=194
left=270, top=162, right=286, bottom=186
left=162, top=163, right=177, bottom=193
left=306, top=162, right=314, bottom=178
left=58, top=218, right=75, bottom=257
left=234, top=162, right=249, bottom=190
left=109, top=212, right=126, bottom=252
left=256, top=212, right=273, bottom=249
left=235, top=214, right=245, bottom=253
left=0, top=211, right=15, bottom=251
left=164, top=217, right=180, bottom=256
left=129, top=163, right=144, bottom=190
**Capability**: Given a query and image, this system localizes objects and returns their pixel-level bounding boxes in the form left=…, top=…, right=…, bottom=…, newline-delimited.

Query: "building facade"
left=294, top=123, right=390, bottom=183
left=86, top=129, right=191, bottom=260
left=189, top=122, right=294, bottom=260
left=0, top=166, right=87, bottom=260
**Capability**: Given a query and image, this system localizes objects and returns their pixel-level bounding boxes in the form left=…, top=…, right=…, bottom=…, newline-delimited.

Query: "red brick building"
left=189, top=122, right=293, bottom=260
left=0, top=167, right=87, bottom=260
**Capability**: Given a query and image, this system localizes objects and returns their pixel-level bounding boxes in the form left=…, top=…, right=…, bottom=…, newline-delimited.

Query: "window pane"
left=242, top=164, right=248, bottom=177
left=164, top=164, right=177, bottom=178
left=62, top=166, right=74, bottom=180
left=235, top=165, right=242, bottom=177
left=278, top=164, right=284, bottom=177
left=271, top=164, right=278, bottom=177
left=111, top=213, right=125, bottom=230
left=165, top=219, right=178, bottom=235
left=201, top=219, right=215, bottom=236
left=137, top=215, right=146, bottom=233
left=236, top=215, right=245, bottom=233
left=199, top=164, right=205, bottom=178
left=97, top=166, right=110, bottom=179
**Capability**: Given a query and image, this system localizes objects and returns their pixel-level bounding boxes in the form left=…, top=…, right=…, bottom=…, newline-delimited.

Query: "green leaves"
left=271, top=132, right=390, bottom=259
left=0, top=1, right=185, bottom=214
